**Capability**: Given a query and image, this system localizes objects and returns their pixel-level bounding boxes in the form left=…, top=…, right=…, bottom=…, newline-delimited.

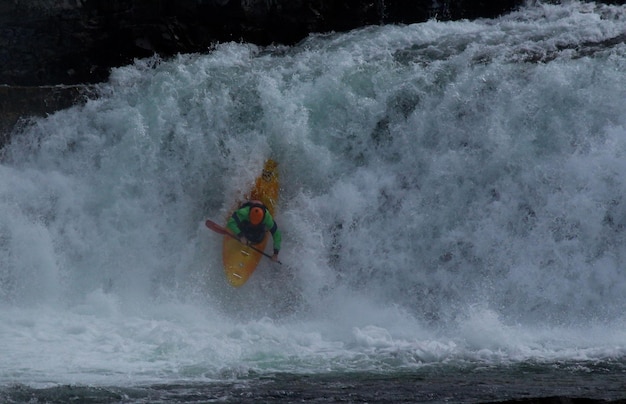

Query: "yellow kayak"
left=221, top=159, right=279, bottom=287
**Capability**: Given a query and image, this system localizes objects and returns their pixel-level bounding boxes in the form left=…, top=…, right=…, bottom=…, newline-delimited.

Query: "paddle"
left=205, top=219, right=282, bottom=265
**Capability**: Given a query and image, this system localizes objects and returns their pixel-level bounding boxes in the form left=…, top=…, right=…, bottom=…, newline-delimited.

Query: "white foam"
left=1, top=0, right=625, bottom=386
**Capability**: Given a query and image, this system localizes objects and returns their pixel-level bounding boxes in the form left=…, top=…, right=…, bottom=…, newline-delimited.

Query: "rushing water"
left=1, top=2, right=626, bottom=402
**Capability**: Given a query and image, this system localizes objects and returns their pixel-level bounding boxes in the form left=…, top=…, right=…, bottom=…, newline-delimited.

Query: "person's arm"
left=226, top=207, right=248, bottom=241
left=264, top=212, right=281, bottom=261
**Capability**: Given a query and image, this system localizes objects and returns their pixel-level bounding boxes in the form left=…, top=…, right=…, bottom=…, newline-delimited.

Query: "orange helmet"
left=249, top=206, right=265, bottom=225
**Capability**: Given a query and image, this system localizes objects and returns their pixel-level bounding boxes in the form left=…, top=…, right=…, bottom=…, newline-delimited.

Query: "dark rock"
left=0, top=0, right=621, bottom=140
left=0, top=0, right=529, bottom=87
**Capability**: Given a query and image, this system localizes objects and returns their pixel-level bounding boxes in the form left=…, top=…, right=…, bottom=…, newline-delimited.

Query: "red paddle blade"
left=205, top=220, right=227, bottom=235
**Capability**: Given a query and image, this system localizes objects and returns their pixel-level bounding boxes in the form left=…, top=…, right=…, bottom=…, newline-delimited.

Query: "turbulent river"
left=1, top=2, right=626, bottom=402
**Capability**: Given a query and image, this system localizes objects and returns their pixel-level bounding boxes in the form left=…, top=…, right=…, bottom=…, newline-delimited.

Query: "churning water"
left=1, top=1, right=626, bottom=402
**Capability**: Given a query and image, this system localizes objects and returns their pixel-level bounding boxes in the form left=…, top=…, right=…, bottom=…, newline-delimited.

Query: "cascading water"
left=1, top=1, right=625, bottom=401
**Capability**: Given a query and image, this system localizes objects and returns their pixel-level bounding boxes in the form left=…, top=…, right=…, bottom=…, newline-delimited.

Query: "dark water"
left=3, top=364, right=626, bottom=403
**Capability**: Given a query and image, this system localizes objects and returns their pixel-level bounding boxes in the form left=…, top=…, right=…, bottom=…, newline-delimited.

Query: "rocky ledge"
left=1, top=0, right=528, bottom=87
left=0, top=0, right=621, bottom=142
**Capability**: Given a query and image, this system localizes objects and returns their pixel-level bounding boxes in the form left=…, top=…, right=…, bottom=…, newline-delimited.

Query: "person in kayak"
left=226, top=200, right=282, bottom=262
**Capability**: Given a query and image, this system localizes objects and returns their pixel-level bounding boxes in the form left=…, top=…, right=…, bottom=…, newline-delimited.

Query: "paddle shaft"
left=205, top=219, right=282, bottom=265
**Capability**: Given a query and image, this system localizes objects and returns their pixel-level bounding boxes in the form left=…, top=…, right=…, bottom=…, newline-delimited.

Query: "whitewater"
left=1, top=1, right=626, bottom=402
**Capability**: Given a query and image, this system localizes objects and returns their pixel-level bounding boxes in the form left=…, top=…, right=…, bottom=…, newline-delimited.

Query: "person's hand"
left=239, top=235, right=248, bottom=245
left=271, top=253, right=279, bottom=262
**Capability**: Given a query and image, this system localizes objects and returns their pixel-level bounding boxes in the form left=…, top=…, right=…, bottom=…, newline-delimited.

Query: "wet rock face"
left=0, top=0, right=527, bottom=87
left=12, top=0, right=621, bottom=141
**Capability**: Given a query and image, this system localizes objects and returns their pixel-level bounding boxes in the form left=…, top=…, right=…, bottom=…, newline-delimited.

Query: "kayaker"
left=226, top=200, right=282, bottom=262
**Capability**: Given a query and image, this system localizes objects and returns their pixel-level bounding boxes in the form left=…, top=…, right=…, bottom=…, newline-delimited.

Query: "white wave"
left=1, top=0, right=625, bottom=386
